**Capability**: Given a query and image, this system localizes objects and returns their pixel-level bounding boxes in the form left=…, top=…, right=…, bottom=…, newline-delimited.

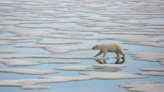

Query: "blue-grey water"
left=0, top=0, right=164, bottom=92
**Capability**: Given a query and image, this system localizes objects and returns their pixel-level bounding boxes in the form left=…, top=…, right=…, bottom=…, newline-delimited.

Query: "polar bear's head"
left=92, top=45, right=100, bottom=50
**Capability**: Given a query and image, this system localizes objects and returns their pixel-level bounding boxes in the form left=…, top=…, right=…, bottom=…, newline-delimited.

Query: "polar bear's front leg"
left=94, top=50, right=103, bottom=57
left=102, top=49, right=107, bottom=57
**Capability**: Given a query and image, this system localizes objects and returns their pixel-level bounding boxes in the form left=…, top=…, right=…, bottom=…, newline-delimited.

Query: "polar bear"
left=92, top=43, right=125, bottom=58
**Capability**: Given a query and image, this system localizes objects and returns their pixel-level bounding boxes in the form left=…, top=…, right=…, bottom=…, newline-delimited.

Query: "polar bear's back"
left=101, top=43, right=123, bottom=52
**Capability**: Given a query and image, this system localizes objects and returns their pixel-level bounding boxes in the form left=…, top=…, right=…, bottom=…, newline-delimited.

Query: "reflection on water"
left=95, top=58, right=125, bottom=64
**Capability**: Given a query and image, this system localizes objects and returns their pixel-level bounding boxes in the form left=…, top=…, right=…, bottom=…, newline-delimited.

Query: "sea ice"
left=19, top=45, right=91, bottom=53
left=118, top=81, right=164, bottom=92
left=80, top=72, right=148, bottom=80
left=21, top=85, right=50, bottom=90
left=137, top=68, right=164, bottom=76
left=92, top=64, right=126, bottom=69
left=123, top=42, right=164, bottom=48
left=137, top=71, right=164, bottom=76
left=41, top=61, right=81, bottom=64
left=0, top=40, right=15, bottom=46
left=0, top=50, right=16, bottom=53
left=0, top=54, right=108, bottom=60
left=130, top=51, right=164, bottom=65
left=54, top=65, right=94, bottom=71
left=0, top=59, right=40, bottom=67
left=140, top=68, right=164, bottom=72
left=38, top=40, right=82, bottom=44
left=0, top=69, right=58, bottom=75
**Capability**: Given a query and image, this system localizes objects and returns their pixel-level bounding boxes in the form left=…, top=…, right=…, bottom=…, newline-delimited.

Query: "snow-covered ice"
left=140, top=68, right=164, bottom=72
left=38, top=40, right=82, bottom=44
left=92, top=64, right=126, bottom=69
left=137, top=68, right=164, bottom=76
left=41, top=61, right=81, bottom=64
left=130, top=51, right=164, bottom=65
left=0, top=69, right=58, bottom=75
left=54, top=65, right=94, bottom=71
left=0, top=54, right=109, bottom=60
left=137, top=71, right=164, bottom=76
left=0, top=59, right=40, bottom=67
left=21, top=85, right=50, bottom=90
left=118, top=81, right=164, bottom=92
left=0, top=50, right=16, bottom=53
left=19, top=45, right=91, bottom=53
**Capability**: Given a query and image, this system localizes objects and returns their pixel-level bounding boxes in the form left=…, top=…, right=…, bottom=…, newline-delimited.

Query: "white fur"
left=92, top=43, right=125, bottom=58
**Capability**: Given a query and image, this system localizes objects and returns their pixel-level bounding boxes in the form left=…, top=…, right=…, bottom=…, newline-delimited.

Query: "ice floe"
left=54, top=65, right=94, bottom=71
left=41, top=61, right=81, bottom=64
left=140, top=68, right=164, bottom=72
left=0, top=40, right=15, bottom=46
left=137, top=71, right=164, bottom=76
left=137, top=68, right=164, bottom=76
left=100, top=32, right=164, bottom=36
left=0, top=69, right=58, bottom=75
left=92, top=64, right=126, bottom=69
left=19, top=45, right=91, bottom=53
left=0, top=59, right=82, bottom=67
left=80, top=72, right=148, bottom=80
left=130, top=51, right=164, bottom=65
left=123, top=42, right=164, bottom=48
left=38, top=40, right=82, bottom=44
left=0, top=59, right=40, bottom=67
left=54, top=64, right=125, bottom=71
left=0, top=50, right=16, bottom=53
left=0, top=54, right=108, bottom=60
left=118, top=81, right=164, bottom=92
left=21, top=85, right=50, bottom=90
left=0, top=72, right=148, bottom=90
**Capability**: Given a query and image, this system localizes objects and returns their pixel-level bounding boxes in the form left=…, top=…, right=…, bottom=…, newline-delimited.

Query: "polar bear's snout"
left=92, top=47, right=94, bottom=49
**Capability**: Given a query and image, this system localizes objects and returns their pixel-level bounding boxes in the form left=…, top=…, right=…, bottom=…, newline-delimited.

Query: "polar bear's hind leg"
left=115, top=52, right=120, bottom=57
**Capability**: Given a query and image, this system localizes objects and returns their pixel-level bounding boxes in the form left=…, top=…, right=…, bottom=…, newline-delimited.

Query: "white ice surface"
left=80, top=72, right=148, bottom=79
left=0, top=54, right=108, bottom=60
left=124, top=42, right=164, bottom=48
left=41, top=61, right=81, bottom=64
left=0, top=51, right=16, bottom=53
left=137, top=71, right=164, bottom=76
left=0, top=59, right=40, bottom=67
left=92, top=64, right=126, bottom=68
left=19, top=45, right=91, bottom=53
left=21, top=85, right=50, bottom=90
left=54, top=65, right=94, bottom=71
left=0, top=69, right=58, bottom=75
left=38, top=40, right=81, bottom=44
left=54, top=65, right=123, bottom=71
left=137, top=68, right=164, bottom=76
left=0, top=40, right=15, bottom=46
left=140, top=68, right=164, bottom=72
left=0, top=59, right=82, bottom=67
left=130, top=51, right=164, bottom=65
left=0, top=72, right=147, bottom=89
left=118, top=81, right=164, bottom=92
